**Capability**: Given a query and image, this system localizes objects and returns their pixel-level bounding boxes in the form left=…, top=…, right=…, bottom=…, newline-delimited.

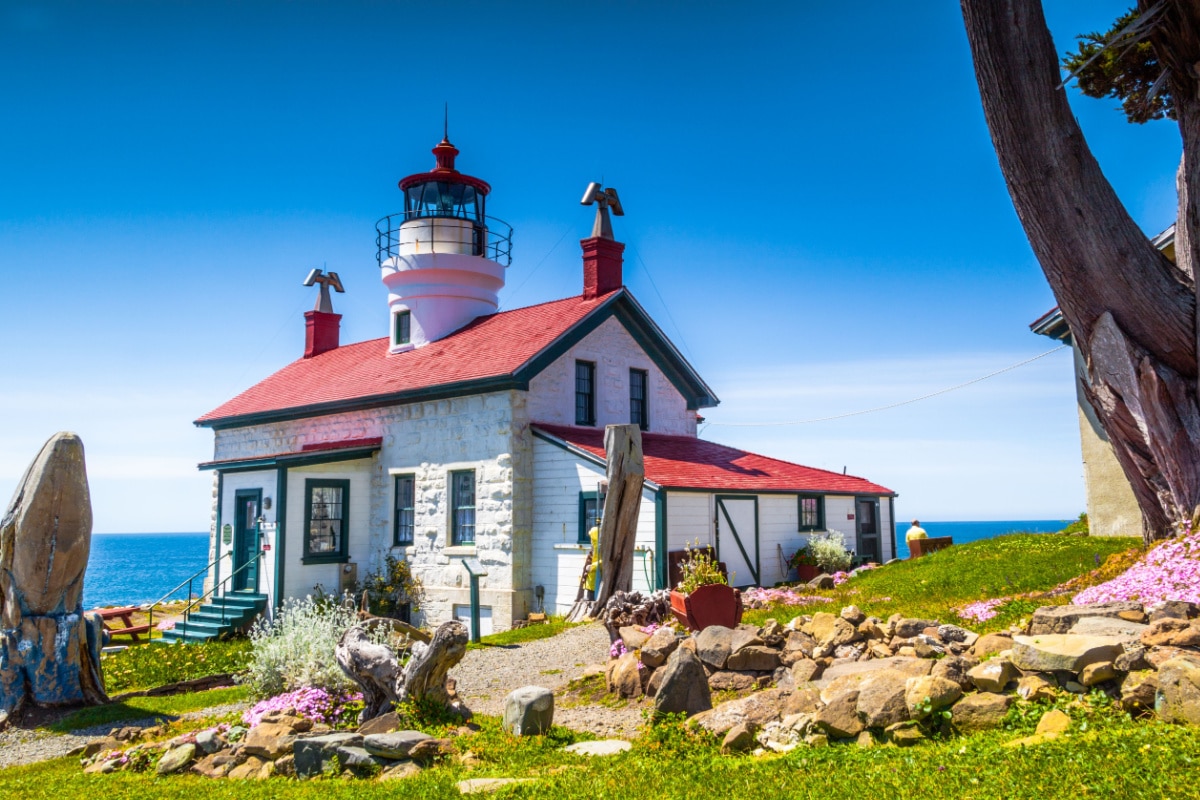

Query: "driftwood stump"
left=335, top=619, right=469, bottom=723
left=591, top=425, right=644, bottom=611
left=0, top=433, right=107, bottom=722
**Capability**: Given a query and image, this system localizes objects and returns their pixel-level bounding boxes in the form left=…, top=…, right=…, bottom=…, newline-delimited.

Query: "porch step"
left=158, top=592, right=268, bottom=645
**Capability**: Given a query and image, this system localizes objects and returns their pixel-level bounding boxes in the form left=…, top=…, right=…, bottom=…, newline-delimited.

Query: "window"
left=393, top=474, right=415, bottom=546
left=393, top=310, right=411, bottom=346
left=575, top=361, right=596, bottom=426
left=798, top=494, right=825, bottom=532
left=630, top=368, right=648, bottom=430
left=304, top=479, right=350, bottom=562
left=578, top=491, right=600, bottom=544
left=450, top=470, right=476, bottom=545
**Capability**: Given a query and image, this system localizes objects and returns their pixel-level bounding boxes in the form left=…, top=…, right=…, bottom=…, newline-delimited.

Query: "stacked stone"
left=79, top=708, right=469, bottom=781
left=603, top=599, right=1200, bottom=751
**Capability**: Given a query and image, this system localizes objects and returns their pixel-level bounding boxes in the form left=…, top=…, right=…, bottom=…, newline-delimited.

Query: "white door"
left=715, top=496, right=759, bottom=588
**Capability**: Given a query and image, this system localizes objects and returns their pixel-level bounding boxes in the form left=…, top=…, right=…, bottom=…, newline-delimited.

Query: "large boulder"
left=726, top=645, right=781, bottom=672
left=242, top=722, right=297, bottom=759
left=967, top=659, right=1016, bottom=693
left=1028, top=602, right=1143, bottom=635
left=931, top=654, right=977, bottom=690
left=1155, top=657, right=1200, bottom=725
left=502, top=686, right=554, bottom=736
left=817, top=656, right=931, bottom=687
left=639, top=627, right=679, bottom=668
left=814, top=690, right=864, bottom=739
left=855, top=671, right=911, bottom=729
left=655, top=646, right=712, bottom=718
left=293, top=733, right=363, bottom=779
left=363, top=730, right=433, bottom=759
left=694, top=626, right=734, bottom=669
left=809, top=613, right=860, bottom=648
left=1141, top=618, right=1200, bottom=648
left=952, top=692, right=1012, bottom=732
left=689, top=688, right=791, bottom=736
left=971, top=632, right=1013, bottom=659
left=607, top=653, right=643, bottom=699
left=904, top=676, right=962, bottom=720
left=1009, top=634, right=1125, bottom=674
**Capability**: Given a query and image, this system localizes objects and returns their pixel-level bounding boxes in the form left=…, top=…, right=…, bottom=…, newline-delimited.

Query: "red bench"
left=95, top=606, right=152, bottom=643
left=909, top=536, right=953, bottom=559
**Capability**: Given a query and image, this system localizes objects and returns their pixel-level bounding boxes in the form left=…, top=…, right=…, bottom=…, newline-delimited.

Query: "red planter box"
left=794, top=564, right=821, bottom=582
left=670, top=584, right=744, bottom=632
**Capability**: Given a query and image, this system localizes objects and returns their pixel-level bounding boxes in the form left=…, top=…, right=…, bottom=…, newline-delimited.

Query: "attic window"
left=575, top=361, right=596, bottom=426
left=798, top=494, right=825, bottom=532
left=393, top=311, right=411, bottom=346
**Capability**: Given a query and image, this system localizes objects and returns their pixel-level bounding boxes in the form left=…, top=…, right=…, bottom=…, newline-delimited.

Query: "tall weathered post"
left=0, top=433, right=107, bottom=723
left=591, top=424, right=644, bottom=611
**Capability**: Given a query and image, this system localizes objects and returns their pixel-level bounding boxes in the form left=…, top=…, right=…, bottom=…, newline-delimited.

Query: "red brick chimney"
left=581, top=236, right=624, bottom=299
left=304, top=310, right=341, bottom=358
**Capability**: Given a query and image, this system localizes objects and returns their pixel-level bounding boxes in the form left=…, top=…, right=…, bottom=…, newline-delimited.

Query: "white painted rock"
left=563, top=739, right=632, bottom=756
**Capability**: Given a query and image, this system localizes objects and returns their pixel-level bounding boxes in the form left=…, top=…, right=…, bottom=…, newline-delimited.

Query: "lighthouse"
left=376, top=132, right=513, bottom=352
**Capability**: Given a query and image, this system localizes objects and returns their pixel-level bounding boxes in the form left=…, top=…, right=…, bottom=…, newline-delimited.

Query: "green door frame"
left=714, top=494, right=760, bottom=587
left=232, top=488, right=262, bottom=592
left=854, top=496, right=882, bottom=564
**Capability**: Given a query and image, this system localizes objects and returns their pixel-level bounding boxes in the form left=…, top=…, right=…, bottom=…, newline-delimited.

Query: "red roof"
left=197, top=292, right=619, bottom=426
left=197, top=437, right=383, bottom=470
left=533, top=424, right=894, bottom=495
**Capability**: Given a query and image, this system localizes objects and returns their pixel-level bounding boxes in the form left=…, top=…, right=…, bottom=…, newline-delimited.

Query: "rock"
left=968, top=659, right=1016, bottom=693
left=242, top=721, right=296, bottom=759
left=228, top=755, right=269, bottom=780
left=380, top=761, right=422, bottom=780
left=1141, top=618, right=1200, bottom=648
left=618, top=626, right=651, bottom=650
left=952, top=692, right=1012, bottom=732
left=720, top=723, right=757, bottom=754
left=781, top=630, right=816, bottom=664
left=1029, top=602, right=1143, bottom=635
left=646, top=666, right=665, bottom=698
left=1115, top=647, right=1151, bottom=673
left=841, top=605, right=866, bottom=626
left=358, top=711, right=401, bottom=735
left=1036, top=709, right=1071, bottom=736
left=1120, top=670, right=1159, bottom=714
left=936, top=624, right=972, bottom=643
left=817, top=656, right=932, bottom=687
left=913, top=638, right=943, bottom=659
left=502, top=686, right=554, bottom=736
left=971, top=632, right=1014, bottom=658
left=784, top=686, right=824, bottom=716
left=1147, top=645, right=1200, bottom=669
left=1010, top=634, right=1125, bottom=673
left=408, top=738, right=454, bottom=762
left=814, top=690, right=864, bottom=739
left=1149, top=601, right=1199, bottom=622
left=689, top=688, right=790, bottom=736
left=885, top=721, right=925, bottom=747
left=608, top=653, right=643, bottom=699
left=694, top=626, right=734, bottom=669
left=1069, top=616, right=1149, bottom=641
left=265, top=712, right=313, bottom=732
left=809, top=574, right=836, bottom=589
left=1063, top=680, right=1086, bottom=694
left=759, top=618, right=785, bottom=646
left=293, top=732, right=363, bottom=779
left=336, top=745, right=388, bottom=775
left=156, top=744, right=196, bottom=775
left=1016, top=673, right=1058, bottom=702
left=563, top=739, right=633, bottom=757
left=655, top=646, right=713, bottom=718
left=894, top=618, right=939, bottom=638
left=363, top=730, right=433, bottom=759
left=810, top=613, right=860, bottom=648
left=1155, top=657, right=1200, bottom=724
left=854, top=671, right=910, bottom=729
left=708, top=670, right=757, bottom=692
left=274, top=753, right=296, bottom=777
left=726, top=645, right=781, bottom=672
left=729, top=627, right=764, bottom=654
left=457, top=778, right=535, bottom=794
left=773, top=666, right=795, bottom=691
left=904, top=676, right=962, bottom=720
left=790, top=659, right=822, bottom=684
left=931, top=654, right=976, bottom=690
left=191, top=753, right=234, bottom=779
left=1080, top=661, right=1119, bottom=686
left=639, top=627, right=679, bottom=668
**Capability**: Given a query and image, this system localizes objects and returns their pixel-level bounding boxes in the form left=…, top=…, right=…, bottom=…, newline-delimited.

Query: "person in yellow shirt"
left=905, top=519, right=928, bottom=544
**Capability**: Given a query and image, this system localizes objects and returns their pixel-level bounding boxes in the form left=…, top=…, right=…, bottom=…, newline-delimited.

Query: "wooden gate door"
left=714, top=495, right=759, bottom=588
left=855, top=497, right=882, bottom=565
left=232, top=489, right=262, bottom=592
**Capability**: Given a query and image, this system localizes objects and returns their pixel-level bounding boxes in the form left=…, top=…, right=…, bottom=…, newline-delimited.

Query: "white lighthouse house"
left=376, top=134, right=513, bottom=352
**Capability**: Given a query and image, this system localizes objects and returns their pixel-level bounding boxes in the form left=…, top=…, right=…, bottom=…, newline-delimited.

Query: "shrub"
left=354, top=553, right=425, bottom=619
left=240, top=595, right=393, bottom=698
left=808, top=531, right=852, bottom=573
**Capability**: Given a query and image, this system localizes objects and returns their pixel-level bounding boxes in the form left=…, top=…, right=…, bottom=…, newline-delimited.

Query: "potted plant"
left=669, top=542, right=743, bottom=631
left=788, top=544, right=822, bottom=583
left=807, top=531, right=853, bottom=574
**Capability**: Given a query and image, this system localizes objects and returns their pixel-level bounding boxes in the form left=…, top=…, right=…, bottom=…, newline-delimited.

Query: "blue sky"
left=0, top=2, right=1182, bottom=532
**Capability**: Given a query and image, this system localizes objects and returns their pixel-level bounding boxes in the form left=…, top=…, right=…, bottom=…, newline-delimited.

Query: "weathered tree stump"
left=335, top=619, right=469, bottom=723
left=591, top=425, right=644, bottom=611
left=0, top=433, right=107, bottom=723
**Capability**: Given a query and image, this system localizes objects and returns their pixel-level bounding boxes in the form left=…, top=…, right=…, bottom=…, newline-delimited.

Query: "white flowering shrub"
left=808, top=531, right=853, bottom=573
left=240, top=595, right=393, bottom=698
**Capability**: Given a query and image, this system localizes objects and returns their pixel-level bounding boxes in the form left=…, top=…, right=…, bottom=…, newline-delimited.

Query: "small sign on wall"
left=847, top=514, right=855, bottom=521
left=222, top=523, right=233, bottom=545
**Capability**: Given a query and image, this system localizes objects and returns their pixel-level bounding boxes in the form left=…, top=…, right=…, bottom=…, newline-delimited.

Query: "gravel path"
left=448, top=621, right=645, bottom=739
left=0, top=701, right=249, bottom=770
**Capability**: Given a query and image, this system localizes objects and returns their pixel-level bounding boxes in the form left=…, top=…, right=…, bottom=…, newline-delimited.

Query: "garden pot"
left=670, top=584, right=744, bottom=632
left=795, top=565, right=821, bottom=583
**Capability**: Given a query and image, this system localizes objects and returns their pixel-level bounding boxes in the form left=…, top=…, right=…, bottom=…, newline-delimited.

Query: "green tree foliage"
left=1061, top=9, right=1173, bottom=124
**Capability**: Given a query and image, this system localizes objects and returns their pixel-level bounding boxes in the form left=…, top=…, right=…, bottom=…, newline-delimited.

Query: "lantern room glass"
left=404, top=181, right=485, bottom=222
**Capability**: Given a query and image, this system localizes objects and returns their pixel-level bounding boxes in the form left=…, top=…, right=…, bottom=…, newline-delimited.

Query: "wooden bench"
left=909, top=536, right=953, bottom=559
left=95, top=606, right=152, bottom=643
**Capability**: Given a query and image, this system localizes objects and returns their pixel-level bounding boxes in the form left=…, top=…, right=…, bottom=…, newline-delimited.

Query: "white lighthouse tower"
left=376, top=132, right=512, bottom=352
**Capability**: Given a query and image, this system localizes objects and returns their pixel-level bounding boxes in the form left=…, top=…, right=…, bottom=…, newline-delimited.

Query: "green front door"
left=232, top=489, right=262, bottom=592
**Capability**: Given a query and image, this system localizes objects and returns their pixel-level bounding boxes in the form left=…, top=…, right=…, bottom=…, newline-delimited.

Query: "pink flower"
left=1071, top=529, right=1200, bottom=607
left=243, top=687, right=363, bottom=728
left=609, top=639, right=628, bottom=659
left=956, top=598, right=1008, bottom=623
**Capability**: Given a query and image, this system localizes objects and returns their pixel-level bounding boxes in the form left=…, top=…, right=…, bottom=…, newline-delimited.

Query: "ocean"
left=892, top=519, right=1072, bottom=560
left=83, top=532, right=210, bottom=609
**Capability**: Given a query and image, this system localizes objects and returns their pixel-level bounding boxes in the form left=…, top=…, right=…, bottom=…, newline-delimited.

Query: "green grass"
left=5, top=704, right=1200, bottom=799
left=47, top=686, right=250, bottom=734
left=467, top=616, right=581, bottom=650
left=744, top=533, right=1141, bottom=631
left=101, top=639, right=252, bottom=693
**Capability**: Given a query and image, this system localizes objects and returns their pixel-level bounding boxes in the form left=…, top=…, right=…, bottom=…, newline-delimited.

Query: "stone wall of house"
left=525, top=316, right=699, bottom=435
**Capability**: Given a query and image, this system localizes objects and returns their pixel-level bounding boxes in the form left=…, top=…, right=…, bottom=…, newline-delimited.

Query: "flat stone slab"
left=1029, top=602, right=1143, bottom=635
left=1010, top=634, right=1125, bottom=673
left=363, top=730, right=433, bottom=759
left=562, top=739, right=632, bottom=756
left=458, top=778, right=537, bottom=794
left=1068, top=616, right=1149, bottom=641
left=814, top=656, right=932, bottom=687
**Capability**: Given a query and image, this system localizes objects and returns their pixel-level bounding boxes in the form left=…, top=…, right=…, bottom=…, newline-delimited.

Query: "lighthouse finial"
left=443, top=103, right=449, bottom=142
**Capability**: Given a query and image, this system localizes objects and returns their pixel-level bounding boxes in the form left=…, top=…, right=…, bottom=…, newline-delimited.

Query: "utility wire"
left=498, top=224, right=574, bottom=311
left=702, top=344, right=1068, bottom=428
left=624, top=240, right=695, bottom=362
